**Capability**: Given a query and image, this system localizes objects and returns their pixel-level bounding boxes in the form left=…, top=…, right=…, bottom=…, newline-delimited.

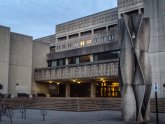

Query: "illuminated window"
left=87, top=40, right=91, bottom=45
left=80, top=41, right=85, bottom=46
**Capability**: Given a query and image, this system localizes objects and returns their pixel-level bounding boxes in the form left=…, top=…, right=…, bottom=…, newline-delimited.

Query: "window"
left=74, top=42, right=79, bottom=47
left=50, top=46, right=55, bottom=53
left=68, top=43, right=72, bottom=48
left=81, top=30, right=92, bottom=37
left=87, top=40, right=92, bottom=45
left=94, top=51, right=119, bottom=61
left=69, top=33, right=79, bottom=39
left=80, top=41, right=85, bottom=46
left=56, top=59, right=65, bottom=66
left=94, top=27, right=106, bottom=34
left=68, top=57, right=77, bottom=64
left=103, top=36, right=107, bottom=42
left=79, top=55, right=90, bottom=63
left=62, top=45, right=66, bottom=49
left=94, top=38, right=98, bottom=43
left=108, top=35, right=115, bottom=41
left=57, top=36, right=67, bottom=42
left=56, top=46, right=61, bottom=50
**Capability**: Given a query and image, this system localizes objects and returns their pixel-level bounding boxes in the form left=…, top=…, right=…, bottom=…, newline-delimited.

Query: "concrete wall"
left=8, top=33, right=33, bottom=96
left=32, top=41, right=50, bottom=96
left=144, top=0, right=165, bottom=98
left=0, top=26, right=10, bottom=94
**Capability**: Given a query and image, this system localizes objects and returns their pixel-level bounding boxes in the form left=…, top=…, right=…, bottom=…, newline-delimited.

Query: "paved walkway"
left=1, top=109, right=165, bottom=124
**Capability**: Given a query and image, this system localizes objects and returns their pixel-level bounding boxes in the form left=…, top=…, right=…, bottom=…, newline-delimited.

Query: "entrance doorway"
left=96, top=82, right=120, bottom=97
left=70, top=83, right=90, bottom=97
left=49, top=83, right=65, bottom=97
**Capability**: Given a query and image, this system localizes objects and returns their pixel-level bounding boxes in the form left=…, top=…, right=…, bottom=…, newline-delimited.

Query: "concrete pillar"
left=76, top=57, right=79, bottom=64
left=91, top=83, right=96, bottom=98
left=90, top=55, right=94, bottom=62
left=92, top=29, right=94, bottom=35
left=138, top=8, right=142, bottom=14
left=65, top=58, right=68, bottom=65
left=65, top=83, right=70, bottom=97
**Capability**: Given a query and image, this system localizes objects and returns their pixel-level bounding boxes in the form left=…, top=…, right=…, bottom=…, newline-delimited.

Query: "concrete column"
left=138, top=8, right=142, bottom=14
left=90, top=55, right=94, bottom=62
left=65, top=58, right=68, bottom=65
left=92, top=29, right=94, bottom=35
left=91, top=83, right=96, bottom=98
left=76, top=57, right=79, bottom=64
left=65, top=83, right=70, bottom=97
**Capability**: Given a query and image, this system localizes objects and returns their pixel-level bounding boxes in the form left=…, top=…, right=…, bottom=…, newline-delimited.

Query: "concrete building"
left=0, top=0, right=164, bottom=98
left=0, top=26, right=50, bottom=97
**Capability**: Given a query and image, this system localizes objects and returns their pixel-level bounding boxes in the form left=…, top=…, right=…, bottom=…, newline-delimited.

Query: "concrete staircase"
left=0, top=98, right=164, bottom=112
left=150, top=98, right=165, bottom=113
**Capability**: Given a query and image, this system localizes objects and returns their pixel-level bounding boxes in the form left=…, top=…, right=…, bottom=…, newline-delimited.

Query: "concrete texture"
left=0, top=109, right=165, bottom=124
left=32, top=41, right=50, bottom=95
left=0, top=26, right=10, bottom=94
left=144, top=0, right=165, bottom=98
left=8, top=33, right=33, bottom=96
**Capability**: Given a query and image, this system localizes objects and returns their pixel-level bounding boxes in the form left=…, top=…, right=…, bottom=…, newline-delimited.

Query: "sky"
left=0, top=0, right=117, bottom=39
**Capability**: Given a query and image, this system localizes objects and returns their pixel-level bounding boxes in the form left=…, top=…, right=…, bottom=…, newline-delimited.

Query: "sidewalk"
left=1, top=109, right=165, bottom=124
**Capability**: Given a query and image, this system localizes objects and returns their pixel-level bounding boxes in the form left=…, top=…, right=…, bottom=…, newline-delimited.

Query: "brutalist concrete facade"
left=0, top=26, right=49, bottom=97
left=0, top=0, right=164, bottom=98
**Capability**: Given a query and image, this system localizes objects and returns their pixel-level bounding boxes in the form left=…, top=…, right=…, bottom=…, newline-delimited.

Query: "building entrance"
left=49, top=83, right=65, bottom=97
left=96, top=82, right=120, bottom=97
left=70, top=83, right=90, bottom=97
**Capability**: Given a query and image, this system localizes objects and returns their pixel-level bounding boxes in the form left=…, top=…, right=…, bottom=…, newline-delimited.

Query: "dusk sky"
left=0, top=0, right=117, bottom=39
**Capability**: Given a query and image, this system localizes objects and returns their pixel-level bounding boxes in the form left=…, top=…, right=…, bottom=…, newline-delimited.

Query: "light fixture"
left=103, top=80, right=106, bottom=83
left=73, top=80, right=76, bottom=82
left=78, top=82, right=80, bottom=84
left=49, top=81, right=52, bottom=84
left=100, top=78, right=104, bottom=81
left=57, top=82, right=60, bottom=85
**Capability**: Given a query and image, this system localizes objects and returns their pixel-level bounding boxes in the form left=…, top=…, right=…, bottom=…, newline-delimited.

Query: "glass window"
left=68, top=57, right=77, bottom=64
left=79, top=55, right=90, bottom=63
left=87, top=40, right=92, bottom=45
left=80, top=41, right=85, bottom=46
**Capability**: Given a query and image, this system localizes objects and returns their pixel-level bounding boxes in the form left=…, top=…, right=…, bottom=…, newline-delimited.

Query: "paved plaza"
left=1, top=109, right=165, bottom=124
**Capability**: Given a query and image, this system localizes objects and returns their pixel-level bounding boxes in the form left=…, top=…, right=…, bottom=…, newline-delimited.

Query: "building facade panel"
left=8, top=33, right=33, bottom=96
left=35, top=62, right=118, bottom=82
left=144, top=0, right=165, bottom=98
left=0, top=26, right=10, bottom=94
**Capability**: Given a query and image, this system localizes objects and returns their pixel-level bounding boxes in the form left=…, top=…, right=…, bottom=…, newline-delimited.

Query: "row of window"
left=56, top=34, right=115, bottom=51
left=48, top=51, right=119, bottom=67
left=57, top=25, right=117, bottom=42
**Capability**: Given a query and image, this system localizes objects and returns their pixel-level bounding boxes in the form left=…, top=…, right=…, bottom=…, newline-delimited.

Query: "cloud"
left=0, top=0, right=117, bottom=39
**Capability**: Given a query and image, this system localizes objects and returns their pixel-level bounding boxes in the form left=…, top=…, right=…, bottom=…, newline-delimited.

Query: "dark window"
left=68, top=57, right=77, bottom=64
left=108, top=24, right=117, bottom=31
left=0, top=84, right=3, bottom=89
left=50, top=46, right=55, bottom=53
left=57, top=59, right=65, bottom=66
left=69, top=33, right=79, bottom=39
left=57, top=36, right=67, bottom=42
left=163, top=84, right=165, bottom=87
left=79, top=55, right=90, bottom=63
left=81, top=30, right=92, bottom=37
left=62, top=45, right=66, bottom=49
left=94, top=51, right=119, bottom=61
left=48, top=61, right=51, bottom=67
left=94, top=27, right=106, bottom=34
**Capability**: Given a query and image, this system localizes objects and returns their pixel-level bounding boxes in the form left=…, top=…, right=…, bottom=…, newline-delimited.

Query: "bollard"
left=5, top=106, right=14, bottom=124
left=20, top=105, right=26, bottom=120
left=41, top=107, right=47, bottom=121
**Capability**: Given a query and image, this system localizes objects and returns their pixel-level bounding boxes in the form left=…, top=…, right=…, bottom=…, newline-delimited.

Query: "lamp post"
left=154, top=83, right=159, bottom=124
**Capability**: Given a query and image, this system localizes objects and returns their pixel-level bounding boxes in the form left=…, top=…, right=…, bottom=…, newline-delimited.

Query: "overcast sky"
left=0, top=0, right=117, bottom=39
